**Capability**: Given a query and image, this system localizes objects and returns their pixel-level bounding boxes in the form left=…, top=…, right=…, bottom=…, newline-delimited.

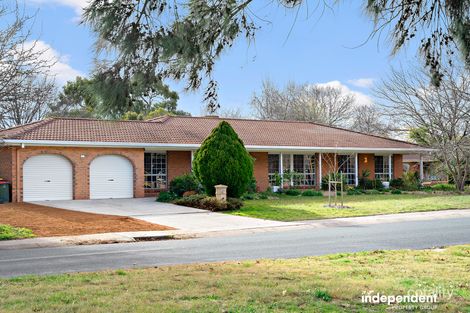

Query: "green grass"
left=0, top=224, right=34, bottom=240
left=228, top=193, right=470, bottom=221
left=1, top=245, right=469, bottom=312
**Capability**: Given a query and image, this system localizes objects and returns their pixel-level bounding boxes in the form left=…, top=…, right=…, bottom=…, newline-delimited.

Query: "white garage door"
left=90, top=155, right=134, bottom=199
left=23, top=155, right=73, bottom=201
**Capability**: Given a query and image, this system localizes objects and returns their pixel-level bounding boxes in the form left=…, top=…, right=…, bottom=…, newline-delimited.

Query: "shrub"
left=258, top=192, right=269, bottom=199
left=347, top=189, right=362, bottom=195
left=173, top=194, right=206, bottom=207
left=431, top=183, right=456, bottom=191
left=390, top=178, right=404, bottom=188
left=391, top=189, right=402, bottom=194
left=285, top=189, right=301, bottom=196
left=193, top=121, right=254, bottom=198
left=169, top=174, right=199, bottom=197
left=199, top=197, right=226, bottom=211
left=241, top=193, right=255, bottom=200
left=156, top=191, right=176, bottom=202
left=246, top=177, right=257, bottom=194
left=301, top=190, right=323, bottom=197
left=173, top=195, right=243, bottom=211
left=373, top=179, right=384, bottom=189
left=402, top=171, right=420, bottom=190
left=226, top=198, right=244, bottom=210
left=182, top=190, right=197, bottom=197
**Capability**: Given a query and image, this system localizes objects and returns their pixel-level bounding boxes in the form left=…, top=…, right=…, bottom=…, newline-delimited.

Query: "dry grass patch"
left=0, top=203, right=173, bottom=237
left=1, top=245, right=469, bottom=312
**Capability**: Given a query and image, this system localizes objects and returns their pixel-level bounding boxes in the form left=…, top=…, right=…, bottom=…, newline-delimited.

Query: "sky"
left=20, top=0, right=418, bottom=116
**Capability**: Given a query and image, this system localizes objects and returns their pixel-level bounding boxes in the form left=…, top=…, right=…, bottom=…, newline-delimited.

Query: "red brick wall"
left=250, top=152, right=269, bottom=192
left=167, top=151, right=192, bottom=184
left=358, top=153, right=375, bottom=179
left=393, top=154, right=403, bottom=179
left=12, top=146, right=145, bottom=202
left=0, top=147, right=13, bottom=181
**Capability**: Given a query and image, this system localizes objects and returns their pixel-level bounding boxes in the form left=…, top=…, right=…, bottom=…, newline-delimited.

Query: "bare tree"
left=374, top=65, right=470, bottom=191
left=250, top=80, right=354, bottom=127
left=218, top=107, right=244, bottom=118
left=0, top=4, right=57, bottom=128
left=350, top=105, right=391, bottom=137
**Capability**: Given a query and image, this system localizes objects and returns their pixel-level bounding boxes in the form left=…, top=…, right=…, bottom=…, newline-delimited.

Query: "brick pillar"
left=393, top=154, right=403, bottom=179
left=250, top=152, right=269, bottom=192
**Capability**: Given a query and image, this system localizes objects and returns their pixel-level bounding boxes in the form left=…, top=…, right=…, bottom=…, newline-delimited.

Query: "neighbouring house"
left=403, top=154, right=448, bottom=184
left=0, top=115, right=431, bottom=202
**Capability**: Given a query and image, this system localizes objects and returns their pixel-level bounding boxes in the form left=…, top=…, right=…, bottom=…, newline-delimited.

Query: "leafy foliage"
left=0, top=224, right=34, bottom=240
left=49, top=77, right=98, bottom=118
left=431, top=183, right=456, bottom=191
left=367, top=0, right=470, bottom=86
left=284, top=189, right=301, bottom=196
left=301, top=190, right=323, bottom=197
left=83, top=0, right=468, bottom=110
left=193, top=121, right=253, bottom=198
left=169, top=174, right=199, bottom=197
left=156, top=191, right=177, bottom=202
left=173, top=195, right=243, bottom=211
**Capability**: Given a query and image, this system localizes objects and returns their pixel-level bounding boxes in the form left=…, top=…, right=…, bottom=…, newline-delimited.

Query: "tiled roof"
left=0, top=116, right=422, bottom=150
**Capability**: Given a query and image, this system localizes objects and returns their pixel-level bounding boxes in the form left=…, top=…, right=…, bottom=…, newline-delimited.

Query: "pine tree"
left=193, top=121, right=253, bottom=198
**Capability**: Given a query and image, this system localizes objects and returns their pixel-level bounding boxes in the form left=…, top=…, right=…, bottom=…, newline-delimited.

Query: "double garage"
left=22, top=154, right=135, bottom=202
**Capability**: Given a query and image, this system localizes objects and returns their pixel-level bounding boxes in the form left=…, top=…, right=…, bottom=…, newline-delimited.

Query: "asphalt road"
left=1, top=217, right=469, bottom=278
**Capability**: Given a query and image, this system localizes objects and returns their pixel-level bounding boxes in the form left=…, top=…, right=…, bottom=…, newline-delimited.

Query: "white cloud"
left=315, top=80, right=373, bottom=106
left=24, top=40, right=84, bottom=85
left=27, top=0, right=88, bottom=15
left=347, top=78, right=375, bottom=88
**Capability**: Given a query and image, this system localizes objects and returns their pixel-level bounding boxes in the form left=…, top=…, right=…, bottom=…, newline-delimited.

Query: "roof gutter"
left=0, top=139, right=435, bottom=154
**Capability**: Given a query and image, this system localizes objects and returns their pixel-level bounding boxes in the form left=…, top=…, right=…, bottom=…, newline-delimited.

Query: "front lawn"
left=0, top=224, right=34, bottom=240
left=228, top=193, right=470, bottom=221
left=1, top=245, right=469, bottom=312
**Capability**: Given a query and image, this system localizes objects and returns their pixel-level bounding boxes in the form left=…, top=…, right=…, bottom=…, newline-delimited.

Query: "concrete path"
left=33, top=198, right=295, bottom=232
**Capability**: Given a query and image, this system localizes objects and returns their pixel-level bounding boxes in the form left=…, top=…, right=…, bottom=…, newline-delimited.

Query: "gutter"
left=1, top=139, right=435, bottom=154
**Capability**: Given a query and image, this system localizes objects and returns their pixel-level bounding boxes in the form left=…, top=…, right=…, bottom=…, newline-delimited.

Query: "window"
left=144, top=153, right=167, bottom=189
left=268, top=153, right=316, bottom=186
left=293, top=154, right=316, bottom=186
left=338, top=155, right=356, bottom=185
left=268, top=154, right=280, bottom=186
left=375, top=155, right=393, bottom=181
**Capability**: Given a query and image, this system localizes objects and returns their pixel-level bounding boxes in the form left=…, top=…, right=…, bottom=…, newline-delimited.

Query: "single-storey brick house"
left=0, top=115, right=430, bottom=202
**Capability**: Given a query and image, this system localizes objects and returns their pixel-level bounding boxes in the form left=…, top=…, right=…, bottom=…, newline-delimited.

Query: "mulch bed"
left=0, top=203, right=174, bottom=237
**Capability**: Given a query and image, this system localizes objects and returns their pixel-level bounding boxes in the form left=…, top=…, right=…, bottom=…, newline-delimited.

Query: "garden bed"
left=0, top=203, right=173, bottom=238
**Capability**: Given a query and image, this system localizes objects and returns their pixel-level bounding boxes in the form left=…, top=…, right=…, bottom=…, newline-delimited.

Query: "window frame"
left=144, top=152, right=167, bottom=190
left=374, top=155, right=393, bottom=181
left=337, top=154, right=356, bottom=185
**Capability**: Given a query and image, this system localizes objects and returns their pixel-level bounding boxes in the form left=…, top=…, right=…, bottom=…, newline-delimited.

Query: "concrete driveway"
left=33, top=198, right=295, bottom=232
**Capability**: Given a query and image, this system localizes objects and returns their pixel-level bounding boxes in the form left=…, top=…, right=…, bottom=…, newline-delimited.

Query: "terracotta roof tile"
left=0, top=116, right=422, bottom=149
